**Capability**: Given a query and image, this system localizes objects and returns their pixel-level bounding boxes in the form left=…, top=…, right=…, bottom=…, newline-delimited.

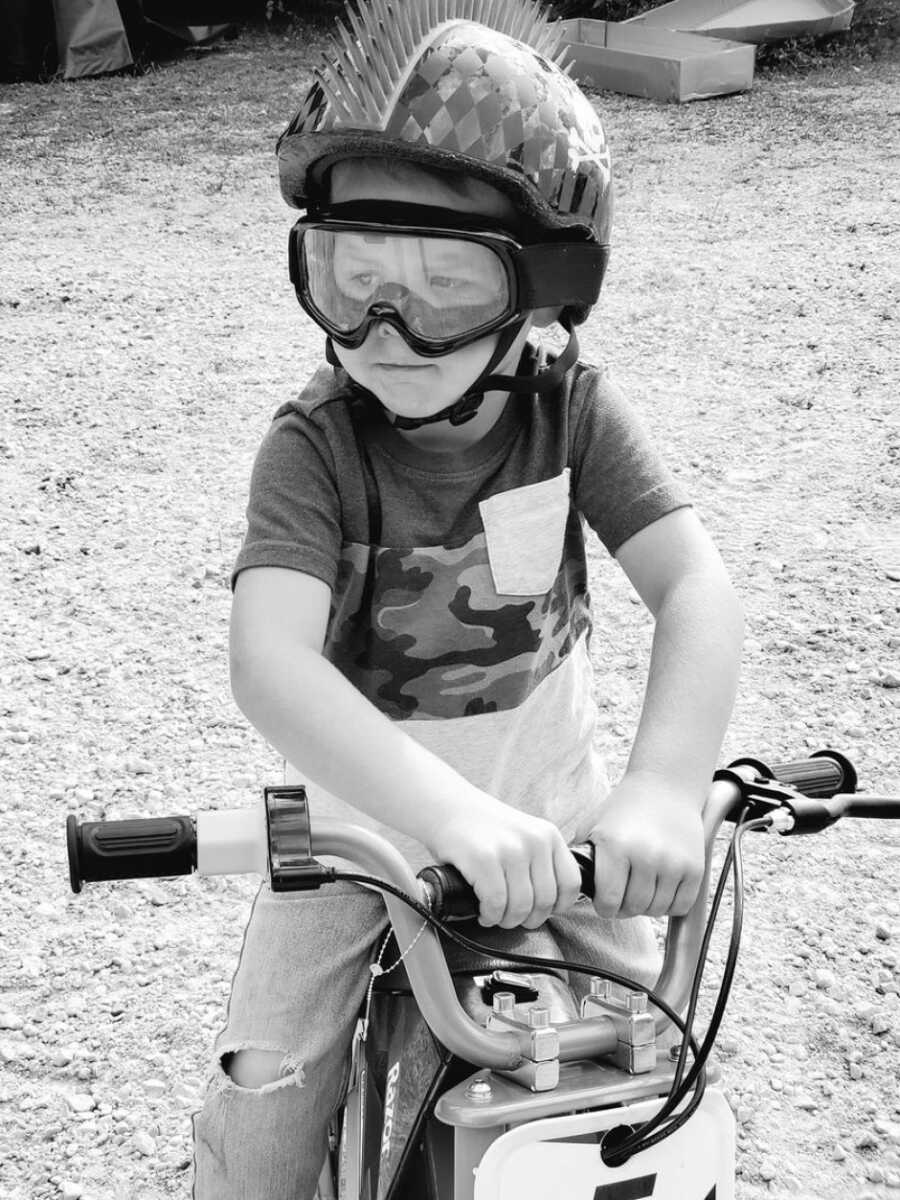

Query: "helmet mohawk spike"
left=316, top=0, right=568, bottom=129
left=344, top=7, right=392, bottom=100
left=375, top=0, right=407, bottom=67
left=319, top=61, right=363, bottom=124
left=391, top=0, right=417, bottom=54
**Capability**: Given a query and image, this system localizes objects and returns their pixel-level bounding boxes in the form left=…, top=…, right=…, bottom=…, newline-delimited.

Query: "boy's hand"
left=588, top=772, right=705, bottom=919
left=424, top=796, right=582, bottom=930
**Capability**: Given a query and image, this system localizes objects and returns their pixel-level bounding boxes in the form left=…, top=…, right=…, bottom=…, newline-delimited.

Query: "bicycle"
left=67, top=749, right=900, bottom=1200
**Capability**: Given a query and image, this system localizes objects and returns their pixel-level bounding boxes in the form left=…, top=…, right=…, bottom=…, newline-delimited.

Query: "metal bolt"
left=493, top=991, right=515, bottom=1014
left=626, top=990, right=648, bottom=1014
left=589, top=979, right=611, bottom=1000
left=528, top=1006, right=551, bottom=1029
left=668, top=1043, right=683, bottom=1062
left=465, top=1077, right=493, bottom=1102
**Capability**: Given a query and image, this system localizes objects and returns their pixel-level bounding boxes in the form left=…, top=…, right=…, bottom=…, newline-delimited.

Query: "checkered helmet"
left=277, top=0, right=613, bottom=256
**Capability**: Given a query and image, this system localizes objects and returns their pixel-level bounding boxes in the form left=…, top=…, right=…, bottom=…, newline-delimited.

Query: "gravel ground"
left=1, top=23, right=899, bottom=1200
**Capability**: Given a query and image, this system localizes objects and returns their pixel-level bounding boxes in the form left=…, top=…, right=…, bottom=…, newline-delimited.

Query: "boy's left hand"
left=588, top=771, right=706, bottom=919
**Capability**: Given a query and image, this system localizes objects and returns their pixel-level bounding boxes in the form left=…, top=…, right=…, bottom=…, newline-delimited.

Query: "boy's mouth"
left=375, top=361, right=433, bottom=371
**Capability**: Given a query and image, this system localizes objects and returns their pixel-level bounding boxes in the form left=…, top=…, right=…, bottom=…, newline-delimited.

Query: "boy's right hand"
left=423, top=795, right=582, bottom=930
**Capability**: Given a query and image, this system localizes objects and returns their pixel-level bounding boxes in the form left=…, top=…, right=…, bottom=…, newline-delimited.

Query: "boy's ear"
left=532, top=306, right=563, bottom=328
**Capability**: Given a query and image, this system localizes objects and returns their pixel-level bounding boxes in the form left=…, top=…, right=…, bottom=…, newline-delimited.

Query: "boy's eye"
left=429, top=275, right=464, bottom=290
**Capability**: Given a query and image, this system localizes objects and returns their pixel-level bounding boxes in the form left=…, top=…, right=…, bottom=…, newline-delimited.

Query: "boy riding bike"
left=192, top=1, right=744, bottom=1195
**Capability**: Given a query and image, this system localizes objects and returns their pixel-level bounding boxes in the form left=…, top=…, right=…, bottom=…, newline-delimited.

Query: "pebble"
left=124, top=757, right=154, bottom=775
left=65, top=1094, right=94, bottom=1114
left=141, top=884, right=171, bottom=907
left=59, top=1183, right=82, bottom=1199
left=0, top=1012, right=24, bottom=1030
left=132, top=1130, right=156, bottom=1157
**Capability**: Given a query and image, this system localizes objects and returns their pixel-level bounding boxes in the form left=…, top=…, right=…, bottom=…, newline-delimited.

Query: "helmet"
left=277, top=0, right=614, bottom=426
left=278, top=0, right=612, bottom=266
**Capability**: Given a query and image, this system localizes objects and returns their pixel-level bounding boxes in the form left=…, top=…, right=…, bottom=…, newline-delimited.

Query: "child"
left=193, top=1, right=743, bottom=1195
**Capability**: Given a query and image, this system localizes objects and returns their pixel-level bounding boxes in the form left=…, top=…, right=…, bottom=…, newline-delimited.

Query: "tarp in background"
left=0, top=0, right=236, bottom=81
left=52, top=0, right=134, bottom=78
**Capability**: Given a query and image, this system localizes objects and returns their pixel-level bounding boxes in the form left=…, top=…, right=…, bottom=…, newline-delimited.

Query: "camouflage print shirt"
left=233, top=356, right=691, bottom=869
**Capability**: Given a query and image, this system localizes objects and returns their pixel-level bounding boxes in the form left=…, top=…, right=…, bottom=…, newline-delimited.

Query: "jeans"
left=192, top=880, right=660, bottom=1200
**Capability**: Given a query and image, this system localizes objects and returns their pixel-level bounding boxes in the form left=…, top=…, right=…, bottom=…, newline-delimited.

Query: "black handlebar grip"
left=417, top=863, right=478, bottom=922
left=418, top=845, right=596, bottom=922
left=728, top=750, right=857, bottom=799
left=67, top=814, right=196, bottom=894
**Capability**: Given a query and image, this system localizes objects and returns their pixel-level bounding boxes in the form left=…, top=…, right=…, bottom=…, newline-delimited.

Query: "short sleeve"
left=231, top=407, right=343, bottom=590
left=569, top=366, right=691, bottom=555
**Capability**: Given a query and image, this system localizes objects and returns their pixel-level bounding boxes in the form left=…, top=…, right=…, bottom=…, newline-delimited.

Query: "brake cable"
left=602, top=810, right=769, bottom=1164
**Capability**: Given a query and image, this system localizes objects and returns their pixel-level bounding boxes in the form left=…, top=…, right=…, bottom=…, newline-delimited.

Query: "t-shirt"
left=233, top=354, right=691, bottom=869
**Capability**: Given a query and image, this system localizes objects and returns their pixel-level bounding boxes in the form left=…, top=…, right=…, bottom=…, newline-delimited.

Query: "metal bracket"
left=486, top=994, right=560, bottom=1062
left=580, top=982, right=657, bottom=1074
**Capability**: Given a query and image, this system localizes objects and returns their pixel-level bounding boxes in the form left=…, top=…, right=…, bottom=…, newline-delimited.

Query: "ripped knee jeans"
left=192, top=878, right=662, bottom=1200
left=192, top=881, right=388, bottom=1200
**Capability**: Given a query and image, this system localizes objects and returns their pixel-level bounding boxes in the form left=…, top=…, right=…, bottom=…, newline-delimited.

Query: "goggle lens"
left=299, top=226, right=513, bottom=349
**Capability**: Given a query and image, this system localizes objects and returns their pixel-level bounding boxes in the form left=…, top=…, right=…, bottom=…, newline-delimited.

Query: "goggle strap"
left=306, top=200, right=515, bottom=235
left=517, top=244, right=608, bottom=309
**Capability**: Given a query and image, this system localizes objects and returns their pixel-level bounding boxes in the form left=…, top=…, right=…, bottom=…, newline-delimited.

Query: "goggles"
left=288, top=202, right=607, bottom=358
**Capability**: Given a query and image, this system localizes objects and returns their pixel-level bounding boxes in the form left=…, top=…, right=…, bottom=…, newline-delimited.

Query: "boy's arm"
left=589, top=507, right=744, bottom=919
left=230, top=565, right=581, bottom=929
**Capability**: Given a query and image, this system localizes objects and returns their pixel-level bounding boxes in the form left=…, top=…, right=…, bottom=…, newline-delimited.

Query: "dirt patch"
left=1, top=24, right=898, bottom=1200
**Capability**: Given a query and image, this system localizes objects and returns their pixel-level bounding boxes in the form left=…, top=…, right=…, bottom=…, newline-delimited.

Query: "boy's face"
left=326, top=161, right=532, bottom=425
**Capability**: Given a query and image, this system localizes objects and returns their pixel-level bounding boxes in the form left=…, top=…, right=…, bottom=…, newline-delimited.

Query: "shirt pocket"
left=479, top=469, right=571, bottom=597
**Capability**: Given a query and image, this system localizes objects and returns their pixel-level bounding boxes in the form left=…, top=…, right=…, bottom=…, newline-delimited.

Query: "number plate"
left=473, top=1089, right=734, bottom=1200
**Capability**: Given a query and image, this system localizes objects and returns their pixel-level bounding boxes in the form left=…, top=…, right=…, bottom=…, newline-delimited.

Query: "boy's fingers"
left=669, top=872, right=702, bottom=917
left=646, top=876, right=677, bottom=918
left=551, top=843, right=583, bottom=913
left=621, top=867, right=655, bottom=917
left=475, top=863, right=508, bottom=928
left=592, top=852, right=628, bottom=917
left=499, top=863, right=535, bottom=928
left=520, top=852, right=558, bottom=929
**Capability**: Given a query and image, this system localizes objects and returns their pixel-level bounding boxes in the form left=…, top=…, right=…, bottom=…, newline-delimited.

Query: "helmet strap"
left=324, top=317, right=579, bottom=431
left=392, top=318, right=528, bottom=430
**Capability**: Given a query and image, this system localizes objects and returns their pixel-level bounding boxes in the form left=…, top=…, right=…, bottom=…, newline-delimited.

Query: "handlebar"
left=65, top=748, right=861, bottom=903
left=66, top=750, right=898, bottom=1070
